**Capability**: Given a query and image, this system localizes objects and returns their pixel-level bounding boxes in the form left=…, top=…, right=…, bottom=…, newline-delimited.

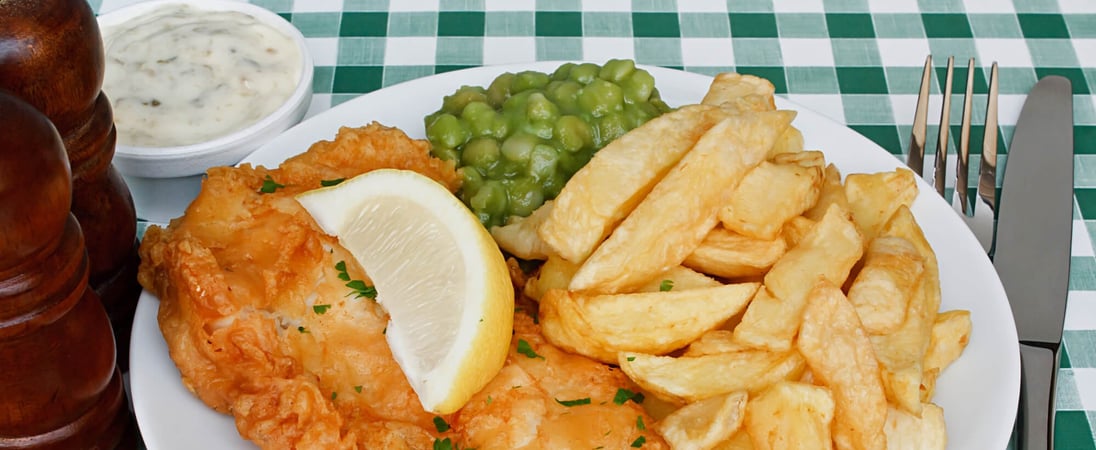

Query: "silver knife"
left=993, top=75, right=1074, bottom=449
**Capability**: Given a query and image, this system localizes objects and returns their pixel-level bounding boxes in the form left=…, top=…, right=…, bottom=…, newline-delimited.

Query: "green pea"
left=558, top=148, right=593, bottom=176
left=523, top=120, right=555, bottom=140
left=501, top=132, right=538, bottom=164
left=545, top=80, right=583, bottom=115
left=511, top=71, right=550, bottom=94
left=598, top=58, right=635, bottom=83
left=623, top=102, right=659, bottom=129
left=541, top=171, right=566, bottom=199
left=650, top=88, right=672, bottom=113
left=470, top=180, right=508, bottom=217
left=551, top=63, right=576, bottom=81
left=461, top=101, right=497, bottom=137
left=431, top=146, right=459, bottom=162
left=487, top=73, right=514, bottom=108
left=528, top=144, right=559, bottom=181
left=554, top=115, right=593, bottom=153
left=462, top=137, right=501, bottom=172
left=526, top=92, right=560, bottom=123
left=593, top=113, right=628, bottom=148
left=459, top=166, right=484, bottom=194
left=506, top=177, right=545, bottom=218
left=578, top=79, right=624, bottom=118
left=568, top=63, right=600, bottom=85
left=442, top=86, right=489, bottom=115
left=426, top=113, right=470, bottom=149
left=487, top=113, right=510, bottom=140
left=621, top=69, right=655, bottom=104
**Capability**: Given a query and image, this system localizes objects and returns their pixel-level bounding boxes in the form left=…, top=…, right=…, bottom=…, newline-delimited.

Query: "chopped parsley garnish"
left=313, top=304, right=331, bottom=314
left=335, top=260, right=378, bottom=300
left=259, top=175, right=285, bottom=193
left=320, top=177, right=346, bottom=187
left=613, top=388, right=644, bottom=405
left=631, top=436, right=646, bottom=448
left=516, top=339, right=543, bottom=359
left=433, top=437, right=467, bottom=450
left=636, top=416, right=646, bottom=431
left=433, top=416, right=451, bottom=433
left=297, top=326, right=308, bottom=333
left=626, top=356, right=636, bottom=362
left=659, top=279, right=674, bottom=292
left=486, top=396, right=493, bottom=405
left=354, top=385, right=362, bottom=393
left=331, top=391, right=337, bottom=400
left=555, top=397, right=591, bottom=407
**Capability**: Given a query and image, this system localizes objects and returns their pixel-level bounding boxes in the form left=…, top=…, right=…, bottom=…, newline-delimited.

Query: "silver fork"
left=906, top=55, right=1000, bottom=254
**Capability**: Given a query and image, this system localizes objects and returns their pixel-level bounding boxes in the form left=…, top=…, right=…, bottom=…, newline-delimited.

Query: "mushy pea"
left=425, top=59, right=671, bottom=228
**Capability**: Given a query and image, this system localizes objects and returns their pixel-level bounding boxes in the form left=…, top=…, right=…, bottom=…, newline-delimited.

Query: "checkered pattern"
left=93, top=0, right=1096, bottom=447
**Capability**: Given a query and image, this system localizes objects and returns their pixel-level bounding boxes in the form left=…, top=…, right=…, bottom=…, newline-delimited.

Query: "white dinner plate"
left=130, top=62, right=1021, bottom=450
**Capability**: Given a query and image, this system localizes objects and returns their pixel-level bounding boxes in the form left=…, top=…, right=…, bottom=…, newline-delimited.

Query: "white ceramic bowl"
left=98, top=0, right=313, bottom=223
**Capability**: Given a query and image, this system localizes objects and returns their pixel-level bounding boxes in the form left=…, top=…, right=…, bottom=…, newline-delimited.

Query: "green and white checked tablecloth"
left=92, top=0, right=1096, bottom=447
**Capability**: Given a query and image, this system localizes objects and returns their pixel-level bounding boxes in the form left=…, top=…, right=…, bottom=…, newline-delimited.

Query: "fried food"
left=138, top=123, right=664, bottom=449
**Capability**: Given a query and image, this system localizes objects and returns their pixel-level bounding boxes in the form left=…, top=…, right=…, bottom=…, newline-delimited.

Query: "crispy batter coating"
left=138, top=123, right=663, bottom=449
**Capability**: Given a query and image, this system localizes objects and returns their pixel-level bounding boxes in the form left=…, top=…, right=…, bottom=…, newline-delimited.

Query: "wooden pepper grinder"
left=0, top=0, right=141, bottom=369
left=0, top=90, right=135, bottom=449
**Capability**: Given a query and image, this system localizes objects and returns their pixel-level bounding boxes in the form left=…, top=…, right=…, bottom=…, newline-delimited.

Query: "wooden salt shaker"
left=0, top=0, right=141, bottom=369
left=0, top=91, right=135, bottom=449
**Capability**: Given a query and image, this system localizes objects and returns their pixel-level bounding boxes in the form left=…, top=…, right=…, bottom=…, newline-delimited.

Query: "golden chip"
left=701, top=72, right=776, bottom=113
left=539, top=105, right=728, bottom=264
left=618, top=350, right=805, bottom=404
left=846, top=236, right=925, bottom=335
left=718, top=159, right=823, bottom=241
left=744, top=381, right=835, bottom=450
left=883, top=403, right=947, bottom=450
left=684, top=227, right=787, bottom=280
left=797, top=282, right=887, bottom=450
left=844, top=169, right=918, bottom=241
left=539, top=283, right=759, bottom=363
left=733, top=205, right=863, bottom=352
left=658, top=391, right=748, bottom=450
left=570, top=111, right=795, bottom=294
left=490, top=200, right=555, bottom=260
left=805, top=163, right=850, bottom=222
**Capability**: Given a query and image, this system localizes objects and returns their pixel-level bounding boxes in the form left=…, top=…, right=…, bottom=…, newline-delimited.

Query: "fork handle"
left=1018, top=343, right=1059, bottom=450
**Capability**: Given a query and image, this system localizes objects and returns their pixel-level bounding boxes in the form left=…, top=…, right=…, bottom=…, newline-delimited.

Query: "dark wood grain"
left=0, top=90, right=135, bottom=449
left=0, top=0, right=141, bottom=368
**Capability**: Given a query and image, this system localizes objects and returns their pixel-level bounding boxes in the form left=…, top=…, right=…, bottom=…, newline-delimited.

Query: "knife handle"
left=1018, top=343, right=1060, bottom=450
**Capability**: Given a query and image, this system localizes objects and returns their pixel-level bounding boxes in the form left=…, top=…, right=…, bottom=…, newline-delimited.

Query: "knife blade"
left=993, top=75, right=1073, bottom=449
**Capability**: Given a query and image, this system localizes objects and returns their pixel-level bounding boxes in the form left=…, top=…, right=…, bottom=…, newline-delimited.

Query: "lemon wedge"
left=296, top=169, right=514, bottom=414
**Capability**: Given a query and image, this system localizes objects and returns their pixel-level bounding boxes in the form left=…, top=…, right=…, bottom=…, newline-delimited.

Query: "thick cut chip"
left=636, top=265, right=724, bottom=292
left=770, top=127, right=805, bottom=157
left=713, top=432, right=755, bottom=450
left=570, top=111, right=796, bottom=294
left=770, top=149, right=824, bottom=168
left=883, top=403, right=947, bottom=450
left=702, top=73, right=777, bottom=113
left=490, top=200, right=555, bottom=260
left=797, top=282, right=886, bottom=450
left=719, top=159, right=823, bottom=240
left=522, top=255, right=579, bottom=301
left=618, top=350, right=806, bottom=404
left=733, top=205, right=864, bottom=352
left=805, top=164, right=850, bottom=222
left=781, top=216, right=816, bottom=248
left=539, top=283, right=759, bottom=364
left=844, top=169, right=918, bottom=242
left=684, top=330, right=753, bottom=357
left=658, top=391, right=748, bottom=450
left=684, top=227, right=787, bottom=279
left=923, top=310, right=972, bottom=372
left=847, top=236, right=925, bottom=335
left=745, top=381, right=835, bottom=450
left=539, top=105, right=729, bottom=263
left=870, top=206, right=941, bottom=415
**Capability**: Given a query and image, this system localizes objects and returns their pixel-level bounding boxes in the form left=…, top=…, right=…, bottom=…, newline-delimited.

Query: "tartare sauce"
left=102, top=4, right=302, bottom=147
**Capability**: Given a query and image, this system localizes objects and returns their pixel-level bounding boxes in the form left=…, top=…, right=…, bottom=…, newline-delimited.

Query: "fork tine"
left=956, top=58, right=975, bottom=215
left=978, top=62, right=999, bottom=213
left=906, top=55, right=932, bottom=174
left=933, top=56, right=954, bottom=196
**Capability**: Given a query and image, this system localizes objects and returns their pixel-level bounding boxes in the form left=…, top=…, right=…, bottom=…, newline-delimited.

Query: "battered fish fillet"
left=138, top=123, right=664, bottom=449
